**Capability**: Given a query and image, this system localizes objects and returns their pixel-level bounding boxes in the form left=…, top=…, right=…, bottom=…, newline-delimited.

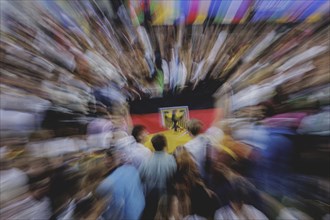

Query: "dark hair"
left=228, top=177, right=254, bottom=203
left=151, top=134, right=167, bottom=151
left=132, top=125, right=146, bottom=142
left=187, top=119, right=203, bottom=136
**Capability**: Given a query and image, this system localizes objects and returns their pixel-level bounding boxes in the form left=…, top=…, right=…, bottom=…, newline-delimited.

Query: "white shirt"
left=130, top=143, right=152, bottom=169
left=214, top=204, right=268, bottom=220
left=116, top=136, right=151, bottom=169
left=185, top=127, right=224, bottom=177
left=185, top=135, right=209, bottom=175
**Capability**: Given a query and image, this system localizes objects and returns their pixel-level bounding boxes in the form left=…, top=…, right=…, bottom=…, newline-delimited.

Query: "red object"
left=131, top=108, right=219, bottom=133
left=186, top=0, right=199, bottom=24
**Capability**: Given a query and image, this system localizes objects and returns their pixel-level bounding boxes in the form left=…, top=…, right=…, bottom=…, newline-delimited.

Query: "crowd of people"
left=0, top=121, right=246, bottom=219
left=0, top=0, right=329, bottom=219
left=2, top=102, right=328, bottom=220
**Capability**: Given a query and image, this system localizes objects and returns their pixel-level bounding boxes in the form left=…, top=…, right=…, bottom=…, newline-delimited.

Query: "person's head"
left=155, top=195, right=180, bottom=220
left=132, top=125, right=149, bottom=143
left=186, top=119, right=203, bottom=136
left=228, top=176, right=254, bottom=211
left=151, top=134, right=167, bottom=151
left=174, top=146, right=203, bottom=187
left=229, top=181, right=244, bottom=207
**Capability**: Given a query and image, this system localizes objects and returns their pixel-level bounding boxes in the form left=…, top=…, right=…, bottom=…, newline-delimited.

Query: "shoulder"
left=117, top=165, right=139, bottom=177
left=205, top=127, right=224, bottom=144
left=243, top=204, right=268, bottom=220
left=214, top=206, right=233, bottom=219
left=166, top=153, right=176, bottom=161
left=205, top=126, right=223, bottom=135
left=185, top=136, right=204, bottom=147
left=163, top=154, right=177, bottom=168
left=137, top=143, right=151, bottom=152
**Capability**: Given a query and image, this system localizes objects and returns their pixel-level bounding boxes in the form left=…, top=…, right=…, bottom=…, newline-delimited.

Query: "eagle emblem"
left=160, top=106, right=189, bottom=132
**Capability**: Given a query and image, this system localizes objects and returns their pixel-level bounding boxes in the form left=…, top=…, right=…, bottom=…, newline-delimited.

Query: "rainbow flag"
left=128, top=0, right=329, bottom=25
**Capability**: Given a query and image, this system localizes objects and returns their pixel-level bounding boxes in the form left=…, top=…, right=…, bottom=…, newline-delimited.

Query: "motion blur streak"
left=0, top=0, right=329, bottom=220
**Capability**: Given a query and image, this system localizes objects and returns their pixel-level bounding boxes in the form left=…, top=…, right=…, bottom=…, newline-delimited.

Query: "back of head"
left=229, top=181, right=244, bottom=204
left=228, top=176, right=254, bottom=204
left=151, top=134, right=167, bottom=151
left=187, top=119, right=203, bottom=136
left=132, top=125, right=146, bottom=143
left=155, top=195, right=178, bottom=220
left=155, top=195, right=170, bottom=220
left=174, top=146, right=202, bottom=186
left=174, top=146, right=197, bottom=172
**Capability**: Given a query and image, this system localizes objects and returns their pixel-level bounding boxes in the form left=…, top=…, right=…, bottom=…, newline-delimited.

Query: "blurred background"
left=0, top=0, right=329, bottom=219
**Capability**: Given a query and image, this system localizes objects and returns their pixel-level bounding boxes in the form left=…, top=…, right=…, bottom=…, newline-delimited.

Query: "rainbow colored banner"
left=129, top=0, right=329, bottom=25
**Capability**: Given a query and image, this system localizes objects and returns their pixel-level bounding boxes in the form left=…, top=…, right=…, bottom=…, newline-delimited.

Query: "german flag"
left=129, top=91, right=223, bottom=152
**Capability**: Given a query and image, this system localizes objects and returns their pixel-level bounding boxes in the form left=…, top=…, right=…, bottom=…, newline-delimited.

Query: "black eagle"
left=163, top=109, right=186, bottom=132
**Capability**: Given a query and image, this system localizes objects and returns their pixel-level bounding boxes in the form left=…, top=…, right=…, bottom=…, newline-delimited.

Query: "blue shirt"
left=96, top=165, right=145, bottom=220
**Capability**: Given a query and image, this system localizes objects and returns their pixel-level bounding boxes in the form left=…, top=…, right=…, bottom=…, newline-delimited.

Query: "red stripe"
left=186, top=0, right=199, bottom=24
left=131, top=108, right=222, bottom=133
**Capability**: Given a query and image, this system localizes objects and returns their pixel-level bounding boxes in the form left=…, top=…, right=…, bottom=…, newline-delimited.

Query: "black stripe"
left=129, top=78, right=225, bottom=114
